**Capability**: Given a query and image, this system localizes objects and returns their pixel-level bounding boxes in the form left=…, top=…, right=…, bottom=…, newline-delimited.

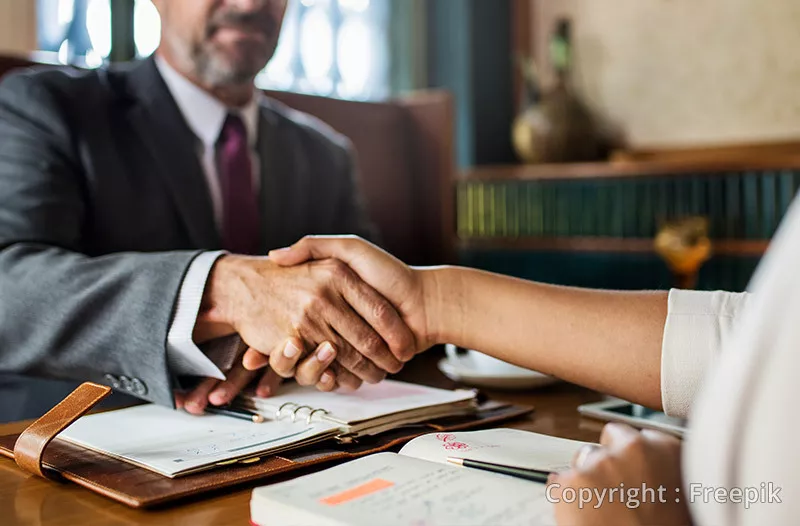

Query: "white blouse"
left=662, top=201, right=800, bottom=525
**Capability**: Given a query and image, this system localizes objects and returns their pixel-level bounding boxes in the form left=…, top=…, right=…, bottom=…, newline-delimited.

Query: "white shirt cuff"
left=660, top=289, right=751, bottom=418
left=166, top=251, right=228, bottom=380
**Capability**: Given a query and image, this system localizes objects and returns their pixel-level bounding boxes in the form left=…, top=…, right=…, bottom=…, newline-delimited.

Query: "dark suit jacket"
left=0, top=57, right=374, bottom=420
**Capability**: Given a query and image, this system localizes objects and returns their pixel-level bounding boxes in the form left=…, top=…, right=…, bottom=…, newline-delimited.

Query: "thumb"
left=269, top=236, right=368, bottom=268
left=268, top=243, right=313, bottom=267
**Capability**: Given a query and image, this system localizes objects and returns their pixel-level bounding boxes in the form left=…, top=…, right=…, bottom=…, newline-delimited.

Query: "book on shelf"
left=455, top=168, right=800, bottom=242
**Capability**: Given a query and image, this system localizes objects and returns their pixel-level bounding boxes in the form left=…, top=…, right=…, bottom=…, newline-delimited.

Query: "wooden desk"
left=0, top=352, right=604, bottom=526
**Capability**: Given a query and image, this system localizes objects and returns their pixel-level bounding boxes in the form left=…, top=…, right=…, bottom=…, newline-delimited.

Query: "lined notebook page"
left=399, top=428, right=593, bottom=473
left=251, top=452, right=556, bottom=526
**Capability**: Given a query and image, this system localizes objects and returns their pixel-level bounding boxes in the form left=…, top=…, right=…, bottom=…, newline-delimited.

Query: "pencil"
left=205, top=405, right=265, bottom=423
left=446, top=457, right=551, bottom=483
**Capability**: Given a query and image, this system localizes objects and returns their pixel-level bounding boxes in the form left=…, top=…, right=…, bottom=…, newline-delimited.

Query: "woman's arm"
left=267, top=237, right=668, bottom=409
left=424, top=267, right=668, bottom=409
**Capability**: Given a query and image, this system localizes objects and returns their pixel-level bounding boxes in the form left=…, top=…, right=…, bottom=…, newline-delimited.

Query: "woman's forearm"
left=420, top=266, right=668, bottom=409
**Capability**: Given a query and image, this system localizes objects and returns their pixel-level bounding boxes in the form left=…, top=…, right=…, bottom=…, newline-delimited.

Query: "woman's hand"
left=242, top=236, right=437, bottom=385
left=550, top=424, right=691, bottom=526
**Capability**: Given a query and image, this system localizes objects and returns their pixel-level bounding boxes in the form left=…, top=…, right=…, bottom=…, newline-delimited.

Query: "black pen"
left=205, top=405, right=265, bottom=423
left=446, top=457, right=552, bottom=483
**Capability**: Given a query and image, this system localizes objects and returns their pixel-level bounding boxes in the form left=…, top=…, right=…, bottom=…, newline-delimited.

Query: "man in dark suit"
left=0, top=0, right=414, bottom=422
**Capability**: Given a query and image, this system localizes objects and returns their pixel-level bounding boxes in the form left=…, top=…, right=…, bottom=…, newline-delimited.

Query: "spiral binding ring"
left=307, top=408, right=330, bottom=425
left=275, top=402, right=297, bottom=420
left=274, top=402, right=331, bottom=424
left=290, top=405, right=313, bottom=423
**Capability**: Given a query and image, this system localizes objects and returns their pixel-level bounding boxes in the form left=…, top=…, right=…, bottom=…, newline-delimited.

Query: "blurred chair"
left=0, top=54, right=455, bottom=266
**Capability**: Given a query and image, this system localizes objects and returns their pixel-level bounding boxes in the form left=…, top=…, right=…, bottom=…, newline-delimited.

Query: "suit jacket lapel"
left=121, top=58, right=220, bottom=249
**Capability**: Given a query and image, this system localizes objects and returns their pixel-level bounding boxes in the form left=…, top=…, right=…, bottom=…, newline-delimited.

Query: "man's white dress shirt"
left=156, top=56, right=261, bottom=381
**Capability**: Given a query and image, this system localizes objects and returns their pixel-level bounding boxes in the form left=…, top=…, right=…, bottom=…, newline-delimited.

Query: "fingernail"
left=316, top=343, right=335, bottom=362
left=186, top=400, right=201, bottom=413
left=209, top=389, right=227, bottom=405
left=283, top=341, right=301, bottom=359
left=321, top=372, right=334, bottom=385
left=257, top=386, right=272, bottom=398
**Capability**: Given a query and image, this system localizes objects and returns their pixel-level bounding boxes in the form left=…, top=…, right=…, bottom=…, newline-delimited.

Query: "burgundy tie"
left=217, top=113, right=260, bottom=254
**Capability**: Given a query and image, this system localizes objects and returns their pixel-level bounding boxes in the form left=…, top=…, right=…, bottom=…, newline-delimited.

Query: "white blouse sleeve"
left=684, top=196, right=800, bottom=526
left=660, top=289, right=751, bottom=418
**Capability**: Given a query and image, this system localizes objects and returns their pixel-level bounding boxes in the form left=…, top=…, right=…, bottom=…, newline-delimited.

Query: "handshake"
left=177, top=236, right=443, bottom=415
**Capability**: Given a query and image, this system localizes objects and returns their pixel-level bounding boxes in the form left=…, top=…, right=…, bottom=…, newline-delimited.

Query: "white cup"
left=444, top=344, right=532, bottom=376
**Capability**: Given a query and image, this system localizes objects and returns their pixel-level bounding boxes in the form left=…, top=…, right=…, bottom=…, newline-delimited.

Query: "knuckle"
left=371, top=300, right=395, bottom=324
left=620, top=434, right=646, bottom=456
left=358, top=332, right=386, bottom=358
left=347, top=351, right=369, bottom=372
left=326, top=259, right=350, bottom=281
left=297, top=294, right=325, bottom=320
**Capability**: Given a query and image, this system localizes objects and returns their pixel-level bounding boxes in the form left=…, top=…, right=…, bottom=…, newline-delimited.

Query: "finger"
left=269, top=236, right=364, bottom=267
left=327, top=292, right=404, bottom=375
left=243, top=348, right=269, bottom=371
left=316, top=369, right=337, bottom=392
left=330, top=334, right=387, bottom=384
left=571, top=444, right=601, bottom=469
left=330, top=361, right=363, bottom=392
left=208, top=363, right=257, bottom=406
left=334, top=267, right=415, bottom=364
left=295, top=342, right=338, bottom=386
left=600, top=423, right=641, bottom=448
left=185, top=378, right=220, bottom=415
left=255, top=368, right=283, bottom=398
left=640, top=428, right=681, bottom=446
left=174, top=391, right=186, bottom=410
left=269, top=338, right=307, bottom=379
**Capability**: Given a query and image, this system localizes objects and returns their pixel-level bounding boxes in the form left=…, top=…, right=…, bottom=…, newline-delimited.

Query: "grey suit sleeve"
left=0, top=73, right=196, bottom=407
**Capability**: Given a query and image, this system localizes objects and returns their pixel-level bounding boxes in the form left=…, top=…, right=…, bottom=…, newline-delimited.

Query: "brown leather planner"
left=0, top=383, right=532, bottom=508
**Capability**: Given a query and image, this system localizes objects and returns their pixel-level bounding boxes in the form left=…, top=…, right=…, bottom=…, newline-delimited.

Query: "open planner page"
left=244, top=380, right=476, bottom=424
left=399, top=428, right=593, bottom=473
left=59, top=405, right=340, bottom=477
left=251, top=452, right=556, bottom=526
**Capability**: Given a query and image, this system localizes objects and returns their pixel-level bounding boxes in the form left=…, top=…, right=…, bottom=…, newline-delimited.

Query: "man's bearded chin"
left=192, top=42, right=275, bottom=87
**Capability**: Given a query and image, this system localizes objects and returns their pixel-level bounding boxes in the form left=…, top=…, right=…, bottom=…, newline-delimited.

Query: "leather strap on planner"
left=14, top=382, right=111, bottom=479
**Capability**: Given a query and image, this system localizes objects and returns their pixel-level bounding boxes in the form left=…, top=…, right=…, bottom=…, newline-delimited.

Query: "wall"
left=427, top=0, right=515, bottom=167
left=528, top=0, right=800, bottom=149
left=0, top=1, right=36, bottom=55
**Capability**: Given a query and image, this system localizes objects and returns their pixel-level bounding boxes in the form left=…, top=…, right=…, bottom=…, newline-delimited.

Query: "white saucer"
left=437, top=357, right=559, bottom=390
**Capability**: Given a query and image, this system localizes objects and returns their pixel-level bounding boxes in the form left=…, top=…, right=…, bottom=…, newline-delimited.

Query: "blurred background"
left=2, top=0, right=800, bottom=293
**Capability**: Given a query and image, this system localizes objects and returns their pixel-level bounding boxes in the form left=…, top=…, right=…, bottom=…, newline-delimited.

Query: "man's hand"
left=197, top=255, right=416, bottom=391
left=175, top=361, right=283, bottom=415
left=549, top=424, right=691, bottom=526
left=253, top=236, right=439, bottom=387
left=176, top=336, right=340, bottom=414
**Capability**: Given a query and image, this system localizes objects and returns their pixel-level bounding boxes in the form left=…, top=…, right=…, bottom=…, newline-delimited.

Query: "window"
left=36, top=0, right=154, bottom=66
left=256, top=0, right=390, bottom=101
left=36, top=0, right=390, bottom=101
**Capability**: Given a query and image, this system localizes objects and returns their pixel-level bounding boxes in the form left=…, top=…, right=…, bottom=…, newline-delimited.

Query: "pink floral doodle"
left=435, top=433, right=471, bottom=451
left=443, top=441, right=471, bottom=451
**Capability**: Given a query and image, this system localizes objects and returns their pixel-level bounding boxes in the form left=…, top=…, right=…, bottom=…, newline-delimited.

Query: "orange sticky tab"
left=320, top=478, right=395, bottom=506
